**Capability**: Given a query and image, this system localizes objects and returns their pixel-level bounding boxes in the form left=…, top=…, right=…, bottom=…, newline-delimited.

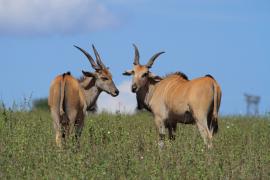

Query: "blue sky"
left=0, top=0, right=269, bottom=114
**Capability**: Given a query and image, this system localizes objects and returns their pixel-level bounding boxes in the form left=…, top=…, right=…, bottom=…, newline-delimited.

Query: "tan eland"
left=123, top=44, right=221, bottom=149
left=48, top=45, right=119, bottom=147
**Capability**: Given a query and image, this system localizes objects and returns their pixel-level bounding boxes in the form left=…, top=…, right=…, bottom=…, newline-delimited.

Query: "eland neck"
left=79, top=77, right=101, bottom=109
left=136, top=80, right=158, bottom=112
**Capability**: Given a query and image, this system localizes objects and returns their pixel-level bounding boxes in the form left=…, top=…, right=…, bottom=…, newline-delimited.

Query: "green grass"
left=0, top=109, right=269, bottom=179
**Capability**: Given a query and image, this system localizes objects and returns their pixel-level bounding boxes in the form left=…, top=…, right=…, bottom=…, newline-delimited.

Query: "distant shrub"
left=32, top=98, right=49, bottom=110
left=0, top=101, right=4, bottom=110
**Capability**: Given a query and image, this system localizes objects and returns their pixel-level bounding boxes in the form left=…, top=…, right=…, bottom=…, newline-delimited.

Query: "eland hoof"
left=158, top=141, right=164, bottom=149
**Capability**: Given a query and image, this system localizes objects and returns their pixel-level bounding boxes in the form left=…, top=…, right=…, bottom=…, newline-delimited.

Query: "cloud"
left=97, top=80, right=137, bottom=114
left=0, top=0, right=118, bottom=36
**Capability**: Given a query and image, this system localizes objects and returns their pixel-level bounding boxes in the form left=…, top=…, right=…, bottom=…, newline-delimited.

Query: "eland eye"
left=142, top=72, right=148, bottom=78
left=101, top=77, right=109, bottom=81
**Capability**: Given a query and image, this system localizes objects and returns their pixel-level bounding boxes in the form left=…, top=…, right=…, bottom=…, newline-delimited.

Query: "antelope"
left=48, top=45, right=119, bottom=147
left=123, top=44, right=221, bottom=149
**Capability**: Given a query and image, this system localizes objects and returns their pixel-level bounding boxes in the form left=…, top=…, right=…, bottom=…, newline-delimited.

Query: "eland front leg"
left=167, top=121, right=177, bottom=140
left=154, top=116, right=166, bottom=149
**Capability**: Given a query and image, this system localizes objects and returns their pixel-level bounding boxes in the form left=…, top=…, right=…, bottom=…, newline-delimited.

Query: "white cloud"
left=97, top=80, right=137, bottom=114
left=0, top=0, right=118, bottom=35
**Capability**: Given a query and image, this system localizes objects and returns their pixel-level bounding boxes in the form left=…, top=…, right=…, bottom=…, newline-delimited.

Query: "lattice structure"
left=244, top=94, right=260, bottom=116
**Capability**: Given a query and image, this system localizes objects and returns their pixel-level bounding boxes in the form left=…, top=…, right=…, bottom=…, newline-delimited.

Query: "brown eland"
left=48, top=45, right=119, bottom=147
left=123, top=44, right=221, bottom=149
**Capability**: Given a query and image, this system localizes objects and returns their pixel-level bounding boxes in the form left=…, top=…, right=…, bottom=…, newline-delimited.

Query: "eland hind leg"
left=61, top=115, right=70, bottom=145
left=74, top=110, right=85, bottom=147
left=66, top=109, right=78, bottom=137
left=51, top=109, right=63, bottom=148
left=194, top=112, right=213, bottom=149
left=65, top=109, right=82, bottom=147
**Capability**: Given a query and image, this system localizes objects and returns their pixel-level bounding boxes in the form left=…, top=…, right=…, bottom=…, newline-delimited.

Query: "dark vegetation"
left=32, top=98, right=49, bottom=111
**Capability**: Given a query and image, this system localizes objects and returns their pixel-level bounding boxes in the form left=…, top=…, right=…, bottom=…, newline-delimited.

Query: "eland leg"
left=168, top=121, right=177, bottom=140
left=51, top=109, right=63, bottom=148
left=195, top=113, right=213, bottom=149
left=155, top=116, right=166, bottom=149
left=66, top=110, right=77, bottom=135
left=74, top=110, right=85, bottom=147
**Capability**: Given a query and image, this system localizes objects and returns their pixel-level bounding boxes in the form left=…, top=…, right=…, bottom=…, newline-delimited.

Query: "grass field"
left=0, top=109, right=269, bottom=179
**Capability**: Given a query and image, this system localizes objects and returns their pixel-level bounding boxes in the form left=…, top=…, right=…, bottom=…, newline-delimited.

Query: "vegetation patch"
left=0, top=109, right=269, bottom=179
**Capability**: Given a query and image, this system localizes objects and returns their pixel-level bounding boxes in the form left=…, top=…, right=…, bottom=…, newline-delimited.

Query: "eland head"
left=123, top=44, right=165, bottom=93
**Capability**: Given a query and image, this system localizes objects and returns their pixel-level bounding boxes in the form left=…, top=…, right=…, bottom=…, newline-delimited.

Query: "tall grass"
left=0, top=109, right=269, bottom=179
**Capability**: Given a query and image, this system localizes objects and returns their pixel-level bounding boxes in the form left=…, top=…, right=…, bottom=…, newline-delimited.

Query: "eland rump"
left=123, top=44, right=221, bottom=149
left=48, top=45, right=119, bottom=147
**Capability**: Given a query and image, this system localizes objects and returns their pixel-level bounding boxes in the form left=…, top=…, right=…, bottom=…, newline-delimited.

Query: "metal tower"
left=244, top=94, right=260, bottom=116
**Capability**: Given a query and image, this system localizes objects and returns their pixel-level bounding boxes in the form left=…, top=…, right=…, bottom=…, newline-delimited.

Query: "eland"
left=48, top=45, right=119, bottom=147
left=123, top=44, right=221, bottom=149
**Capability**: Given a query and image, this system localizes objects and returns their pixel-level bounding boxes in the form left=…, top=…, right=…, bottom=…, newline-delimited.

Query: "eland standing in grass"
left=48, top=45, right=119, bottom=147
left=123, top=44, right=221, bottom=149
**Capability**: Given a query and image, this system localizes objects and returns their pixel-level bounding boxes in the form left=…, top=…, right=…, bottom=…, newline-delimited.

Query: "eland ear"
left=82, top=70, right=96, bottom=77
left=149, top=73, right=163, bottom=82
left=122, top=70, right=134, bottom=76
